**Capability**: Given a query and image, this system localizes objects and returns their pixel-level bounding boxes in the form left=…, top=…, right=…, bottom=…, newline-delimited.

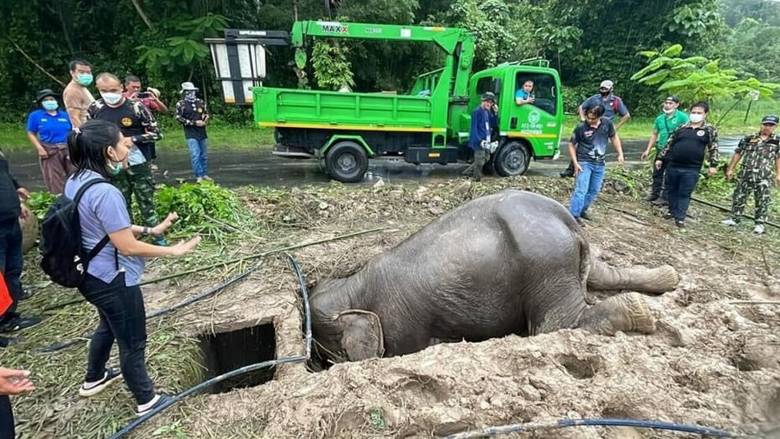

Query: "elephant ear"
left=336, top=309, right=385, bottom=361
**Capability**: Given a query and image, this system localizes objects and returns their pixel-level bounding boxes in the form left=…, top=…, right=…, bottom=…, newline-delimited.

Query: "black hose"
left=445, top=417, right=734, bottom=439
left=36, top=264, right=260, bottom=353
left=107, top=253, right=312, bottom=439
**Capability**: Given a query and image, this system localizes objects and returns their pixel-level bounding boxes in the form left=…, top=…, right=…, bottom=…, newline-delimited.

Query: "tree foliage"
left=0, top=0, right=769, bottom=122
left=631, top=44, right=780, bottom=110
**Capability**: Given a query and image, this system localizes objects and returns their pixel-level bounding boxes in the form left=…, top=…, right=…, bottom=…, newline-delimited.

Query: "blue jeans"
left=569, top=161, right=606, bottom=218
left=186, top=138, right=208, bottom=178
left=79, top=273, right=155, bottom=405
left=665, top=165, right=700, bottom=221
left=0, top=218, right=23, bottom=320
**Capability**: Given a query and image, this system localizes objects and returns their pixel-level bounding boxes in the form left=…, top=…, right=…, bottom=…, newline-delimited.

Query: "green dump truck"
left=209, top=21, right=565, bottom=182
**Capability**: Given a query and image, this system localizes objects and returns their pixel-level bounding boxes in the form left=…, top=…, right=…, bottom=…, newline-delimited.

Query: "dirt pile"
left=130, top=178, right=780, bottom=438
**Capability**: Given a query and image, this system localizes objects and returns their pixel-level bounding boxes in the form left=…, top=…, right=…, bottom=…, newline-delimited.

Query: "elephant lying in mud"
left=311, top=190, right=680, bottom=362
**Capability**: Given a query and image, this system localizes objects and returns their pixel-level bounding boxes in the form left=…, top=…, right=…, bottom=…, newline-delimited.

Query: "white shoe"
left=721, top=218, right=738, bottom=226
left=753, top=224, right=765, bottom=234
left=196, top=177, right=203, bottom=183
left=78, top=368, right=122, bottom=397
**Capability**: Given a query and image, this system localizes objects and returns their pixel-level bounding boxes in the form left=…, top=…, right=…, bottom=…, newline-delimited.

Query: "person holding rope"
left=64, top=119, right=200, bottom=416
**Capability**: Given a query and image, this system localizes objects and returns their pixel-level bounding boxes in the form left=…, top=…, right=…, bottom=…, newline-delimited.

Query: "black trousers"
left=651, top=159, right=668, bottom=199
left=78, top=273, right=155, bottom=405
left=0, top=219, right=23, bottom=320
left=0, top=395, right=14, bottom=439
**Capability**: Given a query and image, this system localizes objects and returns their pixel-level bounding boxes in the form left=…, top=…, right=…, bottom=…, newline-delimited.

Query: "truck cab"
left=464, top=60, right=564, bottom=176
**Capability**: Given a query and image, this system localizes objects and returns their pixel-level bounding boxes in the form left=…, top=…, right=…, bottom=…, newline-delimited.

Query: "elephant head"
left=316, top=309, right=385, bottom=362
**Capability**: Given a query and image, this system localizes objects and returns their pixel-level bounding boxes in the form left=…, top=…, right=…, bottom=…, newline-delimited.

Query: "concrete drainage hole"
left=198, top=323, right=277, bottom=394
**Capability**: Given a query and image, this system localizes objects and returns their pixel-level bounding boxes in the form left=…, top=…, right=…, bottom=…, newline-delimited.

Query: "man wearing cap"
left=464, top=92, right=498, bottom=181
left=641, top=96, right=689, bottom=203
left=25, top=89, right=74, bottom=194
left=175, top=82, right=211, bottom=182
left=560, top=80, right=631, bottom=177
left=124, top=75, right=168, bottom=167
left=721, top=115, right=780, bottom=234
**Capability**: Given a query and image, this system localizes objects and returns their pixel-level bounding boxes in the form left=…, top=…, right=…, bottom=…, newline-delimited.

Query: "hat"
left=599, top=80, right=614, bottom=90
left=664, top=95, right=680, bottom=103
left=481, top=91, right=496, bottom=102
left=761, top=115, right=779, bottom=125
left=147, top=87, right=161, bottom=98
left=36, top=89, right=57, bottom=102
left=180, top=82, right=198, bottom=92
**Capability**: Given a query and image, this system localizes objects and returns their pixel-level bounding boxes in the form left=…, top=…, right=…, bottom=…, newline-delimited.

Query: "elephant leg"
left=576, top=292, right=656, bottom=335
left=587, top=258, right=679, bottom=294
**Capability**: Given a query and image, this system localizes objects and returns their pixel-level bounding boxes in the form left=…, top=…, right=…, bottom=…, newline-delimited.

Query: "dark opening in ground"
left=198, top=323, right=277, bottom=393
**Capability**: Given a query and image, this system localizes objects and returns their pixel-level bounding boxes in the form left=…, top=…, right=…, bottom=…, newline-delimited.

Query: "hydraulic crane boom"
left=291, top=20, right=475, bottom=98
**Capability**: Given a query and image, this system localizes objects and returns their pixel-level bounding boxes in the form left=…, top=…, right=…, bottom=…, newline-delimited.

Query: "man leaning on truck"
left=464, top=92, right=498, bottom=182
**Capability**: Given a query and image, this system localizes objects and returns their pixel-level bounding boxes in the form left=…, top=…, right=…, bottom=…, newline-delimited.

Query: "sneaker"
left=136, top=394, right=173, bottom=417
left=196, top=177, right=203, bottom=183
left=652, top=198, right=669, bottom=207
left=202, top=175, right=213, bottom=182
left=0, top=315, right=41, bottom=333
left=663, top=212, right=674, bottom=220
left=753, top=224, right=765, bottom=235
left=79, top=368, right=122, bottom=397
left=645, top=193, right=659, bottom=202
left=150, top=163, right=159, bottom=171
left=675, top=220, right=685, bottom=228
left=721, top=218, right=738, bottom=227
left=580, top=210, right=593, bottom=221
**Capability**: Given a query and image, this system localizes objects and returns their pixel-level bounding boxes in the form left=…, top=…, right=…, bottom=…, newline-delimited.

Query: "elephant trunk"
left=587, top=258, right=679, bottom=294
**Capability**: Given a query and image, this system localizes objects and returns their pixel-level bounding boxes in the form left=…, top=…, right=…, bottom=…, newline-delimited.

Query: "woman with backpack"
left=64, top=119, right=200, bottom=416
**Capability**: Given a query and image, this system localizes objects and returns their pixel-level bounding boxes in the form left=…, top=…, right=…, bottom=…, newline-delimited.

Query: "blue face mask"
left=77, top=73, right=93, bottom=86
left=42, top=100, right=58, bottom=111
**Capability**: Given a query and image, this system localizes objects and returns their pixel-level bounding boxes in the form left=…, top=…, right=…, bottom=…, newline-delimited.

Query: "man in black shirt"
left=88, top=73, right=165, bottom=245
left=175, top=82, right=210, bottom=182
left=655, top=102, right=719, bottom=228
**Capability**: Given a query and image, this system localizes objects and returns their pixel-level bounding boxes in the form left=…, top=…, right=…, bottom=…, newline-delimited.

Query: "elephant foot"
left=588, top=259, right=680, bottom=295
left=578, top=293, right=656, bottom=335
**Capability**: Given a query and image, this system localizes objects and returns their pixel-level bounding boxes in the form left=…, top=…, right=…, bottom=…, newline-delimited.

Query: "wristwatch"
left=142, top=226, right=150, bottom=236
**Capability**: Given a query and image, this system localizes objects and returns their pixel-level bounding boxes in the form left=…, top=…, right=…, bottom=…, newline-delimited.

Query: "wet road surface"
left=7, top=138, right=739, bottom=190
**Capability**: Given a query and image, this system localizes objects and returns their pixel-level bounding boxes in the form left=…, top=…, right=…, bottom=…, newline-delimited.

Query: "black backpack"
left=39, top=178, right=114, bottom=288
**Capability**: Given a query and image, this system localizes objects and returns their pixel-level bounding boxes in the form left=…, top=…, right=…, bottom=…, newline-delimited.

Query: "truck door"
left=505, top=71, right=561, bottom=158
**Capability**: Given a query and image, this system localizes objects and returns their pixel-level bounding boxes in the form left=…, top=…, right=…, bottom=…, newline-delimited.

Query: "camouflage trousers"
left=731, top=177, right=772, bottom=225
left=112, top=162, right=159, bottom=227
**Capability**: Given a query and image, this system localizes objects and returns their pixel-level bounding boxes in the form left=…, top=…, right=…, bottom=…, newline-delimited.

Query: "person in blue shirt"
left=515, top=80, right=535, bottom=106
left=464, top=92, right=498, bottom=181
left=26, top=89, right=74, bottom=194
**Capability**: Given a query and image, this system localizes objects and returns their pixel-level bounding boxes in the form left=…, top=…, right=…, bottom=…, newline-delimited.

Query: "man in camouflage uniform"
left=721, top=115, right=780, bottom=234
left=87, top=73, right=166, bottom=245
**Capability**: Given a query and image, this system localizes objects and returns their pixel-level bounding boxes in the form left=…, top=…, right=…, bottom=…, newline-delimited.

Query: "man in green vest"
left=641, top=95, right=689, bottom=203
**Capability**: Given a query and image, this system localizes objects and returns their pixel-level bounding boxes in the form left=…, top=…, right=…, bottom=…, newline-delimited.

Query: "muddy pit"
left=123, top=179, right=780, bottom=438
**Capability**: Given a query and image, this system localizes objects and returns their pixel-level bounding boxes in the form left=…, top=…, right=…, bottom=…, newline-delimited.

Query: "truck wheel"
left=325, top=141, right=368, bottom=183
left=495, top=141, right=530, bottom=177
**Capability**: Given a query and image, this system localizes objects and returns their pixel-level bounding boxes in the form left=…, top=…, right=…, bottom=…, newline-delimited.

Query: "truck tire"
left=495, top=141, right=530, bottom=177
left=325, top=141, right=368, bottom=183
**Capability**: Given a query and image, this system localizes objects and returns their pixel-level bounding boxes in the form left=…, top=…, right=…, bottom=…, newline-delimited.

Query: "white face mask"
left=101, top=92, right=123, bottom=106
left=689, top=113, right=704, bottom=123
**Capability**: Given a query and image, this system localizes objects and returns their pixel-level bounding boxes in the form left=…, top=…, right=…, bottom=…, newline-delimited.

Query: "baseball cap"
left=599, top=80, right=614, bottom=90
left=761, top=115, right=779, bottom=125
left=664, top=95, right=680, bottom=103
left=481, top=92, right=496, bottom=102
